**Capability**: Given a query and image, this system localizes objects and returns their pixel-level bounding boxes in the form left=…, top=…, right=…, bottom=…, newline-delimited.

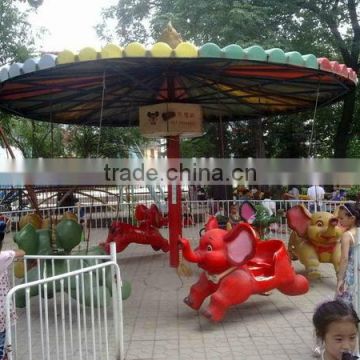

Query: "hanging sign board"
left=139, top=103, right=203, bottom=138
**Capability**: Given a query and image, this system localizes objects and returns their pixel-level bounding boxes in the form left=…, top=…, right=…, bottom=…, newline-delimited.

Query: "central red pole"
left=167, top=135, right=182, bottom=267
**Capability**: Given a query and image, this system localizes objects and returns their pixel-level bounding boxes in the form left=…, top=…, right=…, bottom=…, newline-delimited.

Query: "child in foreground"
left=0, top=221, right=25, bottom=360
left=313, top=299, right=359, bottom=360
left=336, top=202, right=360, bottom=303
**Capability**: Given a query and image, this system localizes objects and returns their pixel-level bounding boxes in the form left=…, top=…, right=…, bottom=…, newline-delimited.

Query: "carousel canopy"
left=0, top=42, right=357, bottom=126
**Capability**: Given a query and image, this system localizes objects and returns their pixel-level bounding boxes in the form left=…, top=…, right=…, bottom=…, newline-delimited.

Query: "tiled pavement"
left=115, top=232, right=336, bottom=360
left=4, top=228, right=336, bottom=360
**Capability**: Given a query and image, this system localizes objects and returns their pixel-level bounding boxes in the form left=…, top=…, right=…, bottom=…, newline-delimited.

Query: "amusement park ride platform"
left=0, top=25, right=357, bottom=268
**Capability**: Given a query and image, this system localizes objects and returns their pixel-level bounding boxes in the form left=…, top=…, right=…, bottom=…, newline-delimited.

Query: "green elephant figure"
left=13, top=219, right=131, bottom=307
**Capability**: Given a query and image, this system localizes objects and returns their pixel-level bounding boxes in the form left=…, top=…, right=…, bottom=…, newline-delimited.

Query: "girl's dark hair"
left=0, top=221, right=5, bottom=251
left=339, top=202, right=360, bottom=226
left=313, top=300, right=360, bottom=339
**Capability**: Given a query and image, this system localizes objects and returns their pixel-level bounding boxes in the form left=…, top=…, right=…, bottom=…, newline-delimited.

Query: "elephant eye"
left=316, top=221, right=323, bottom=227
left=207, top=244, right=213, bottom=251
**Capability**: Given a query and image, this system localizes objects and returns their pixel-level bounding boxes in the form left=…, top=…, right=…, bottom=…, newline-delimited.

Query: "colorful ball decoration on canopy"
left=0, top=41, right=357, bottom=126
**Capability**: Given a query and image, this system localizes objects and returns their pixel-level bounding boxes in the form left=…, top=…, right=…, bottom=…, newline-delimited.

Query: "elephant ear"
left=135, top=204, right=149, bottom=221
left=239, top=201, right=256, bottom=224
left=224, top=223, right=257, bottom=266
left=205, top=216, right=219, bottom=231
left=287, top=205, right=312, bottom=237
left=150, top=204, right=168, bottom=227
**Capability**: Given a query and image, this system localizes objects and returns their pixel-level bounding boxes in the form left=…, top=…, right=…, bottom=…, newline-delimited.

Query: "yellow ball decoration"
left=174, top=42, right=198, bottom=58
left=151, top=42, right=173, bottom=57
left=78, top=47, right=98, bottom=61
left=124, top=42, right=147, bottom=57
left=57, top=50, right=76, bottom=64
left=62, top=212, right=78, bottom=222
left=101, top=44, right=123, bottom=59
left=14, top=261, right=25, bottom=278
left=19, top=213, right=42, bottom=230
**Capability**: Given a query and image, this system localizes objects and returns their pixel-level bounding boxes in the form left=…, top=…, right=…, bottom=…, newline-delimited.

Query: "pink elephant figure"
left=179, top=222, right=309, bottom=322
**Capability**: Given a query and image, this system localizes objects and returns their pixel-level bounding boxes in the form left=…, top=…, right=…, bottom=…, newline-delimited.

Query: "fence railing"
left=5, top=243, right=124, bottom=360
left=1, top=199, right=348, bottom=243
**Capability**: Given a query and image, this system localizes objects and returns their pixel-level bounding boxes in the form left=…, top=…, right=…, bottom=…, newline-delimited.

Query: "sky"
left=27, top=0, right=118, bottom=52
left=0, top=1, right=118, bottom=157
left=0, top=147, right=23, bottom=159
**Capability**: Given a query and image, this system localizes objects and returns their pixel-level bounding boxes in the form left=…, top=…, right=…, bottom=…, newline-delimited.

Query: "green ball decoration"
left=14, top=223, right=38, bottom=255
left=121, top=280, right=132, bottom=300
left=56, top=219, right=83, bottom=252
left=36, top=229, right=52, bottom=255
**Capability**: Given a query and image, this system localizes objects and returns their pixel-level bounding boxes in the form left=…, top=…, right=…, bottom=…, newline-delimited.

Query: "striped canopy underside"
left=0, top=57, right=355, bottom=126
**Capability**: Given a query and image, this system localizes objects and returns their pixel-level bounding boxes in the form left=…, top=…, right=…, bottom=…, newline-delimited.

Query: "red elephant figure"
left=102, top=204, right=169, bottom=253
left=179, top=221, right=309, bottom=322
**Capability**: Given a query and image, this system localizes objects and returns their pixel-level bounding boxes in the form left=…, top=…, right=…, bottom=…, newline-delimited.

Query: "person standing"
left=336, top=202, right=360, bottom=304
left=0, top=221, right=25, bottom=360
left=262, top=192, right=276, bottom=216
left=307, top=185, right=325, bottom=212
left=286, top=185, right=300, bottom=206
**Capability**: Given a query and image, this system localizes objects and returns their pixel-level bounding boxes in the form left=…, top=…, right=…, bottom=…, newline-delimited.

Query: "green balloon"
left=68, top=278, right=111, bottom=307
left=84, top=246, right=107, bottom=256
left=90, top=285, right=111, bottom=308
left=56, top=220, right=83, bottom=252
left=105, top=269, right=131, bottom=300
left=121, top=280, right=131, bottom=300
left=15, top=266, right=41, bottom=308
left=75, top=246, right=107, bottom=264
left=36, top=229, right=52, bottom=255
left=14, top=223, right=38, bottom=255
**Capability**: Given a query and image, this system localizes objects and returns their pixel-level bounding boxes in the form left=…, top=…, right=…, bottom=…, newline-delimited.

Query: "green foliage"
left=0, top=117, right=148, bottom=158
left=0, top=0, right=35, bottom=65
left=0, top=1, right=51, bottom=158
left=66, top=126, right=148, bottom=158
left=27, top=0, right=43, bottom=8
left=97, top=0, right=360, bottom=158
left=252, top=204, right=278, bottom=228
left=346, top=186, right=360, bottom=200
left=181, top=124, right=219, bottom=157
left=0, top=117, right=65, bottom=157
left=96, top=0, right=280, bottom=46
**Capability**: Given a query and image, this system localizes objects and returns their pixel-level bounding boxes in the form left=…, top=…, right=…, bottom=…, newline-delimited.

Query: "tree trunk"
left=333, top=90, right=357, bottom=157
left=249, top=118, right=265, bottom=157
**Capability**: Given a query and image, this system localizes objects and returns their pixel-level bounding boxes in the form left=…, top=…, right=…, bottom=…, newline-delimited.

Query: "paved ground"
left=115, top=231, right=336, bottom=360
left=4, top=227, right=336, bottom=360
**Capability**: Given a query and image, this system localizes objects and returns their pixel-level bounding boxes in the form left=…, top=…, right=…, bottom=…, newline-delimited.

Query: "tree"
left=0, top=1, right=36, bottom=157
left=66, top=126, right=148, bottom=158
left=0, top=0, right=36, bottom=66
left=248, top=0, right=360, bottom=157
left=19, top=0, right=44, bottom=8
left=97, top=0, right=280, bottom=46
left=98, top=0, right=360, bottom=157
left=181, top=124, right=220, bottom=157
left=0, top=115, right=65, bottom=157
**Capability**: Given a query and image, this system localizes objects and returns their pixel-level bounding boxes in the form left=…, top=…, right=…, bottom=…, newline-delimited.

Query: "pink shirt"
left=0, top=250, right=16, bottom=332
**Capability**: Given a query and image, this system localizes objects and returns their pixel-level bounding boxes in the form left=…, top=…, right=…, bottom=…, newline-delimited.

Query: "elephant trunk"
left=179, top=238, right=201, bottom=263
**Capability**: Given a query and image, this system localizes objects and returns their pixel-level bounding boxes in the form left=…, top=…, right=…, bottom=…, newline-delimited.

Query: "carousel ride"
left=0, top=24, right=357, bottom=319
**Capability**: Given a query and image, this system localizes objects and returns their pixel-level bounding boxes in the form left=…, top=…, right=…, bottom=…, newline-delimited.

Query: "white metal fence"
left=0, top=198, right=356, bottom=359
left=5, top=243, right=124, bottom=360
left=0, top=199, right=350, bottom=250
